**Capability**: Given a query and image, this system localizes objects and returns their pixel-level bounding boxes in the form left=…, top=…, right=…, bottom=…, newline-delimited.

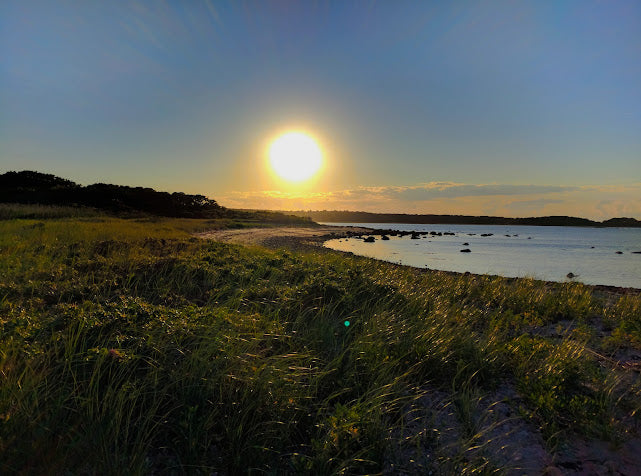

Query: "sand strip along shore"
left=195, top=225, right=374, bottom=250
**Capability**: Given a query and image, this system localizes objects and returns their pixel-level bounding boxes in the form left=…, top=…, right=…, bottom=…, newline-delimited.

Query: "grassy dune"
left=1, top=217, right=640, bottom=474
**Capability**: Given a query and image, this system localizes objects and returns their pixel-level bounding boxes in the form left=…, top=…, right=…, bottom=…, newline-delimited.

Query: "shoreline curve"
left=196, top=225, right=641, bottom=296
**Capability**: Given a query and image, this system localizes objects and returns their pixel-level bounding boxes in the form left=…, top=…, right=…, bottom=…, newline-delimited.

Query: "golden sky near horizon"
left=2, top=2, right=640, bottom=219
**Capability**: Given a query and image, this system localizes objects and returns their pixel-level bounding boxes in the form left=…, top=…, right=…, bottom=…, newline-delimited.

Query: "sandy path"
left=195, top=225, right=373, bottom=248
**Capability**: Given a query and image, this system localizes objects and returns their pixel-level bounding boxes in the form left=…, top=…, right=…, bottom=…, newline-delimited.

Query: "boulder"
left=460, top=248, right=471, bottom=253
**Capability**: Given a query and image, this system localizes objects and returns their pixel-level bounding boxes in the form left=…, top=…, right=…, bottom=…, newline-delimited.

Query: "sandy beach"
left=195, top=225, right=373, bottom=250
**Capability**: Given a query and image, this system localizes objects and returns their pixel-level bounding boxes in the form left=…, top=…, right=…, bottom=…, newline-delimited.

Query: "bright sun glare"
left=269, top=132, right=322, bottom=182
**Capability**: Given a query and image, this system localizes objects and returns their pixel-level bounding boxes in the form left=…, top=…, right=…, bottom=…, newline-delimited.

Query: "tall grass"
left=0, top=203, right=101, bottom=219
left=0, top=218, right=639, bottom=473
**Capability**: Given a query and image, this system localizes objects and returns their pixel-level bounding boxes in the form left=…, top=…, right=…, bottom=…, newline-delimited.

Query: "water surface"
left=322, top=223, right=641, bottom=289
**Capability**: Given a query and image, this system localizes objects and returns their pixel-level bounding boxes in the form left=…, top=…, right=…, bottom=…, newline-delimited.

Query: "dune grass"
left=0, top=218, right=639, bottom=474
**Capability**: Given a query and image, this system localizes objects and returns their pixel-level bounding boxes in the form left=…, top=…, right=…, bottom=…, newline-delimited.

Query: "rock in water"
left=364, top=236, right=375, bottom=243
left=460, top=249, right=471, bottom=253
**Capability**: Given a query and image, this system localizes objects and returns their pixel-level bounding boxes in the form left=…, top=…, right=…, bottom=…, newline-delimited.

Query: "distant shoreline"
left=282, top=210, right=641, bottom=228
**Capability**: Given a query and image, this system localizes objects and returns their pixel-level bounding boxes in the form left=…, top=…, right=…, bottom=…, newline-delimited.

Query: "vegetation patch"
left=0, top=217, right=639, bottom=474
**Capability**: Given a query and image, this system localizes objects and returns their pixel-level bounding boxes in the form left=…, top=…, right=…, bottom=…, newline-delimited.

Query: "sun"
left=269, top=132, right=322, bottom=182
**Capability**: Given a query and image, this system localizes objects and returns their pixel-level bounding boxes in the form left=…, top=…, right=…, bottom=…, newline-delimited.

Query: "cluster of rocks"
left=343, top=229, right=479, bottom=253
left=339, top=228, right=590, bottom=255
left=344, top=229, right=462, bottom=242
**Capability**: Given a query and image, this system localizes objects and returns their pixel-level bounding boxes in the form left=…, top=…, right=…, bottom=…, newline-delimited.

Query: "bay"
left=322, top=223, right=641, bottom=289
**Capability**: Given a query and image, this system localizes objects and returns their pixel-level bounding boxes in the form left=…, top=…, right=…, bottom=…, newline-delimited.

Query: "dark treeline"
left=0, top=171, right=226, bottom=218
left=286, top=210, right=641, bottom=228
left=0, top=171, right=310, bottom=224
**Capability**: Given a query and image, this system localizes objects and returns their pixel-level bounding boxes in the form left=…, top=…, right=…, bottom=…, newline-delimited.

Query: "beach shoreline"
left=196, top=225, right=641, bottom=296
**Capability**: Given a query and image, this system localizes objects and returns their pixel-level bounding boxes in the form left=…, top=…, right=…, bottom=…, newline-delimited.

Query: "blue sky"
left=2, top=1, right=640, bottom=218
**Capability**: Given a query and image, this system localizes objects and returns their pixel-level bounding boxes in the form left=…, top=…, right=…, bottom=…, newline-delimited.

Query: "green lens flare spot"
left=344, top=320, right=350, bottom=327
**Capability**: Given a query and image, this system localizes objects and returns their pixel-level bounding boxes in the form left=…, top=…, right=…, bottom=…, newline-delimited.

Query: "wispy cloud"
left=504, top=199, right=565, bottom=210
left=218, top=182, right=641, bottom=220
left=340, top=183, right=582, bottom=200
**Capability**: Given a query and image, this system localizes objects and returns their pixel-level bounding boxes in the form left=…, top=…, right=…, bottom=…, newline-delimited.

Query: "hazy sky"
left=2, top=1, right=640, bottom=218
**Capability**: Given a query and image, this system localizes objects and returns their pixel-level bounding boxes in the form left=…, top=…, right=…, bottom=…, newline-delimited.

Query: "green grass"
left=0, top=218, right=639, bottom=474
left=0, top=203, right=101, bottom=219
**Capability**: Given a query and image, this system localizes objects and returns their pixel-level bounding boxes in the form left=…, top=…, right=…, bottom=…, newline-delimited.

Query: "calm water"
left=322, top=223, right=641, bottom=289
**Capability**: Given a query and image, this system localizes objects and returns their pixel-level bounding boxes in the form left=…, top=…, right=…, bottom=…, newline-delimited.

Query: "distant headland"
left=285, top=210, right=641, bottom=228
left=3, top=171, right=638, bottom=227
